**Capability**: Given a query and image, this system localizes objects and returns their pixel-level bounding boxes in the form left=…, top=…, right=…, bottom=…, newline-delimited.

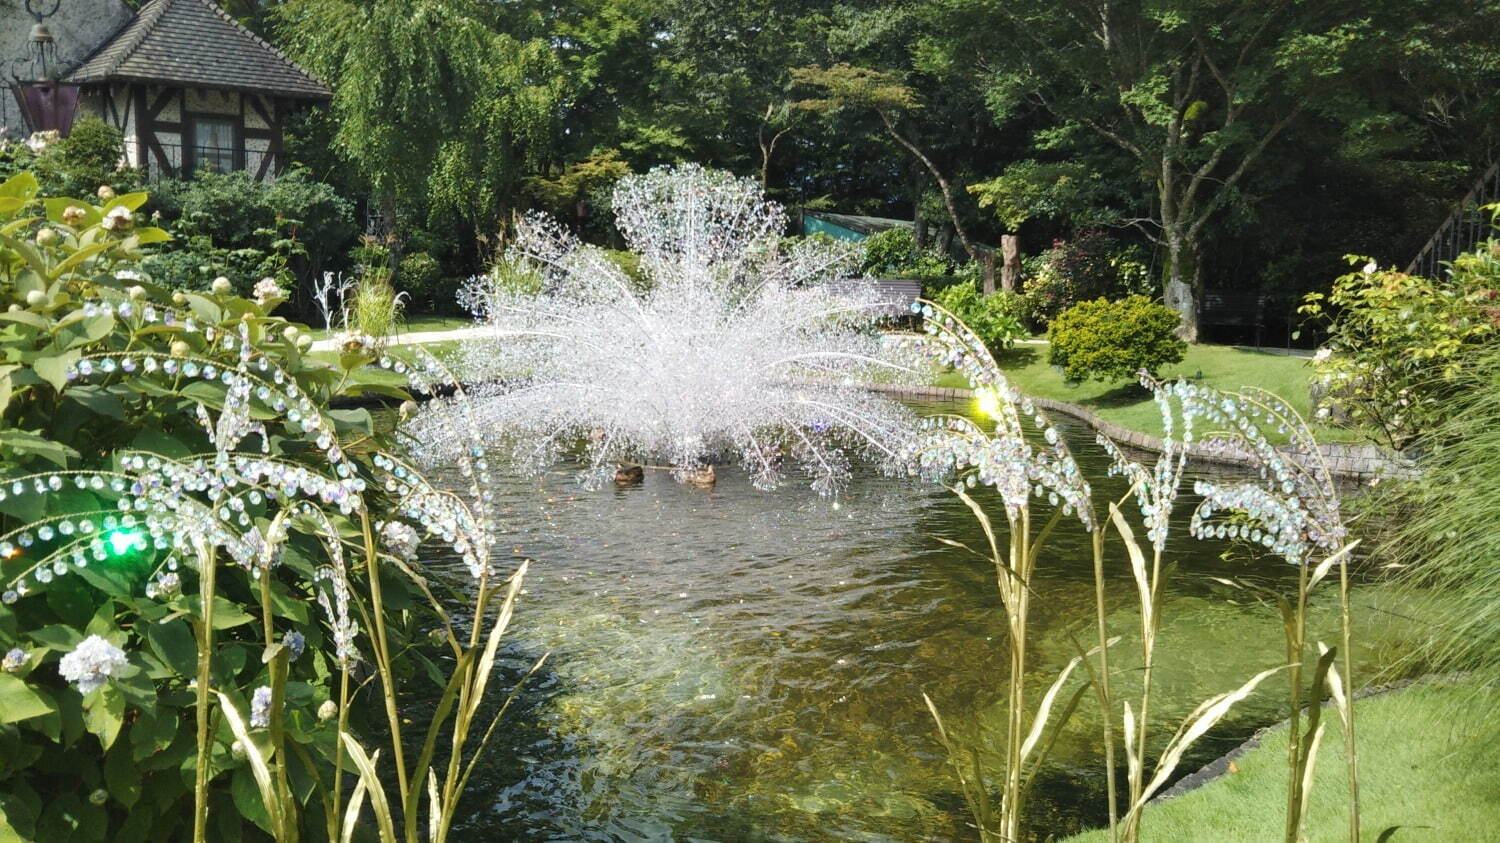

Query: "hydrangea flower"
left=250, top=686, right=273, bottom=728
left=282, top=631, right=305, bottom=661
left=58, top=635, right=128, bottom=694
left=2, top=647, right=27, bottom=673
left=100, top=206, right=133, bottom=232
left=379, top=520, right=420, bottom=562
left=253, top=277, right=283, bottom=304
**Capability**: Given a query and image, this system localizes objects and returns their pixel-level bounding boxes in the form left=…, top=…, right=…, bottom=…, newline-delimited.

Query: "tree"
left=274, top=0, right=563, bottom=267
left=792, top=63, right=998, bottom=291
left=924, top=0, right=1405, bottom=339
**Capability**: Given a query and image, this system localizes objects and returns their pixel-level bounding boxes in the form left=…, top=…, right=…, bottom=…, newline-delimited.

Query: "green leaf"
left=55, top=312, right=116, bottom=348
left=63, top=385, right=125, bottom=420
left=126, top=227, right=172, bottom=245
left=82, top=684, right=126, bottom=750
left=328, top=407, right=373, bottom=435
left=49, top=242, right=116, bottom=280
left=43, top=198, right=101, bottom=228
left=105, top=739, right=143, bottom=808
left=0, top=429, right=79, bottom=467
left=103, top=192, right=148, bottom=213
left=26, top=623, right=84, bottom=651
left=182, top=595, right=255, bottom=630
left=33, top=348, right=81, bottom=391
left=231, top=765, right=274, bottom=834
left=0, top=311, right=49, bottom=330
left=0, top=675, right=57, bottom=724
left=143, top=619, right=197, bottom=677
left=0, top=172, right=39, bottom=201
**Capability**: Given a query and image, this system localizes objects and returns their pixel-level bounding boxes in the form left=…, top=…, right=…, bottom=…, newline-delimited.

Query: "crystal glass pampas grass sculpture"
left=436, top=163, right=917, bottom=495
left=895, top=299, right=1113, bottom=842
left=1097, top=382, right=1284, bottom=842
left=3, top=293, right=529, bottom=842
left=1166, top=376, right=1361, bottom=843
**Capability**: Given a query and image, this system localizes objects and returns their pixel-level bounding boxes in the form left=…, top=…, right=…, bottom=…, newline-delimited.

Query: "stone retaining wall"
left=867, top=383, right=1412, bottom=482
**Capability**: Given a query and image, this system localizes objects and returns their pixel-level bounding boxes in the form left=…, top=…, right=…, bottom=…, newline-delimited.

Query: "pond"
left=426, top=401, right=1406, bottom=841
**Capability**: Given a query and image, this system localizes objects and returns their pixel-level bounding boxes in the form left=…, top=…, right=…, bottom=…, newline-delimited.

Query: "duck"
left=682, top=465, right=716, bottom=487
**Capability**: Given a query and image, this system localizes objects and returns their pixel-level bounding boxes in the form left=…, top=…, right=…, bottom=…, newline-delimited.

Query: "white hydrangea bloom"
left=379, top=520, right=420, bottom=561
left=58, top=635, right=128, bottom=694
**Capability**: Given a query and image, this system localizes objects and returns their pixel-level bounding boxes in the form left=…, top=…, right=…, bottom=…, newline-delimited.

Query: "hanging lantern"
left=8, top=3, right=80, bottom=136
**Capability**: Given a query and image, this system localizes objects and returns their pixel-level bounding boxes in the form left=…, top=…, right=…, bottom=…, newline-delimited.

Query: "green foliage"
left=1300, top=242, right=1498, bottom=450
left=396, top=251, right=445, bottom=308
left=0, top=171, right=522, bottom=841
left=860, top=227, right=954, bottom=280
left=931, top=283, right=1027, bottom=351
left=1378, top=343, right=1500, bottom=693
left=1048, top=296, right=1186, bottom=383
left=142, top=169, right=356, bottom=297
left=1023, top=232, right=1154, bottom=329
left=0, top=123, right=140, bottom=199
left=967, top=160, right=1100, bottom=231
left=275, top=0, right=564, bottom=235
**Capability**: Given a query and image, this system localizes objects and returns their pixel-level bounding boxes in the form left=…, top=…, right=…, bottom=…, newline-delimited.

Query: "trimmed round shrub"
left=1048, top=295, right=1186, bottom=383
left=932, top=283, right=1028, bottom=351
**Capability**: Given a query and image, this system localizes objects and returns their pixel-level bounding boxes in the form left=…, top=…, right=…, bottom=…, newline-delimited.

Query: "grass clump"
left=1378, top=344, right=1500, bottom=690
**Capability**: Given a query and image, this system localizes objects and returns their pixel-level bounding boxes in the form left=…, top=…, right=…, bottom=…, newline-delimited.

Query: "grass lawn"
left=932, top=343, right=1368, bottom=444
left=309, top=314, right=473, bottom=341
left=1065, top=678, right=1500, bottom=841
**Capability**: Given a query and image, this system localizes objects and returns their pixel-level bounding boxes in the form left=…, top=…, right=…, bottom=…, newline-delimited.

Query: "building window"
left=188, top=116, right=237, bottom=175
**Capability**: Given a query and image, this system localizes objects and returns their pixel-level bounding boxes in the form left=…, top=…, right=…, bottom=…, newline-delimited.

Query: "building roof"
left=802, top=210, right=995, bottom=257
left=67, top=0, right=331, bottom=101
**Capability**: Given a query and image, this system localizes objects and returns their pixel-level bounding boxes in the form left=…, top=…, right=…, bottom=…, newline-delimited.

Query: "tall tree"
left=925, top=0, right=1399, bottom=339
left=274, top=0, right=563, bottom=251
left=792, top=63, right=998, bottom=290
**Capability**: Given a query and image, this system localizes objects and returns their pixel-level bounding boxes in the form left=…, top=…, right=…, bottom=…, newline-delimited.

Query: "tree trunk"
left=1164, top=231, right=1201, bottom=342
left=1001, top=234, right=1021, bottom=293
left=982, top=252, right=997, bottom=295
left=879, top=112, right=981, bottom=268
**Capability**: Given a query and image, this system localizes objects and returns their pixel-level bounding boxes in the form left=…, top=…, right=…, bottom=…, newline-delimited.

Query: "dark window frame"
left=184, top=112, right=243, bottom=176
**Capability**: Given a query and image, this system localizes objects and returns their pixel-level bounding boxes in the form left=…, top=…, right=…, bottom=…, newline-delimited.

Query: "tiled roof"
left=67, top=0, right=330, bottom=100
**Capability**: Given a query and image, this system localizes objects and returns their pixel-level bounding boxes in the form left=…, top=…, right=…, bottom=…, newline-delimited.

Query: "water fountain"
left=414, top=163, right=921, bottom=495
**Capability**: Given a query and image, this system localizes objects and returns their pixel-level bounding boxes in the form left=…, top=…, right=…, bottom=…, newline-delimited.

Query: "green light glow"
left=105, top=528, right=145, bottom=557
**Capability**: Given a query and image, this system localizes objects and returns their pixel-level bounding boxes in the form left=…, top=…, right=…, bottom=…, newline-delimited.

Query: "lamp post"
left=9, top=0, right=81, bottom=137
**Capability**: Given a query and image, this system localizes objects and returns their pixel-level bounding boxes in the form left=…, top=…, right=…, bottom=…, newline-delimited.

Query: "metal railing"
left=1406, top=161, right=1500, bottom=278
left=138, top=141, right=252, bottom=181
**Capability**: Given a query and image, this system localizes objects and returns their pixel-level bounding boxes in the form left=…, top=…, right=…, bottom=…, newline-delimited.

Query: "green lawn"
left=309, top=314, right=473, bottom=341
left=1065, top=679, right=1500, bottom=841
left=932, top=343, right=1367, bottom=444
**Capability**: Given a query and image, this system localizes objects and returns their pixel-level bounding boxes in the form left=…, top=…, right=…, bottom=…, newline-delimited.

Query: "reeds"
left=903, top=303, right=1364, bottom=841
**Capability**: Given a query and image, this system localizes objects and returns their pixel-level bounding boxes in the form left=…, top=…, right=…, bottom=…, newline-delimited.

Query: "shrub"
left=932, top=283, right=1028, bottom=351
left=0, top=122, right=141, bottom=198
left=1022, top=231, right=1153, bottom=329
left=144, top=169, right=356, bottom=297
left=860, top=227, right=953, bottom=281
left=397, top=250, right=444, bottom=307
left=1048, top=296, right=1186, bottom=383
left=1299, top=241, right=1498, bottom=451
left=0, top=171, right=521, bottom=840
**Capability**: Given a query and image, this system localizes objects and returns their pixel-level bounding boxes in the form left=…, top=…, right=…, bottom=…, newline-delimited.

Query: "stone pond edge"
left=864, top=383, right=1411, bottom=482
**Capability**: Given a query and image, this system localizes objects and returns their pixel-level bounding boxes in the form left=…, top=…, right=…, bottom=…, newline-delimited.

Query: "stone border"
left=864, top=383, right=1411, bottom=481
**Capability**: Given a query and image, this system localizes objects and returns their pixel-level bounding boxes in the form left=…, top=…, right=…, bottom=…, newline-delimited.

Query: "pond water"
left=426, top=402, right=1406, bottom=841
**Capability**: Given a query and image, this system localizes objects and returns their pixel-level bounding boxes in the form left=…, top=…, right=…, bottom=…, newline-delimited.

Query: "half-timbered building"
left=3, top=0, right=330, bottom=182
